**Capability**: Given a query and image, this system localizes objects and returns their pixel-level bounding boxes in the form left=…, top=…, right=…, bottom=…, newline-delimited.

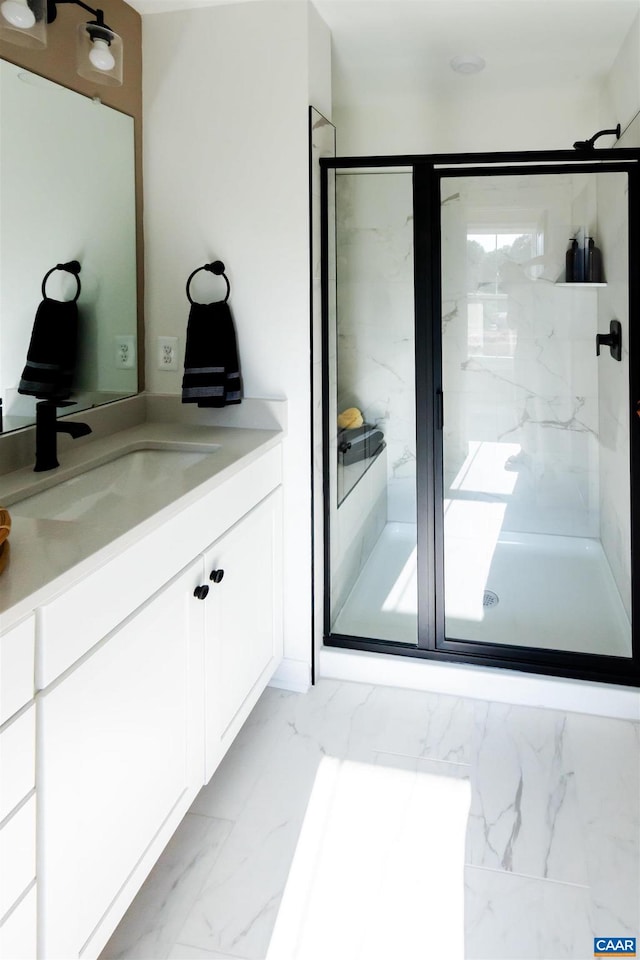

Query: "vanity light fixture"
left=0, top=0, right=123, bottom=86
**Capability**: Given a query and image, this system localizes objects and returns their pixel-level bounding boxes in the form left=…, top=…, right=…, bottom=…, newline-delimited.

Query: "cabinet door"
left=204, top=489, right=283, bottom=777
left=39, top=561, right=205, bottom=960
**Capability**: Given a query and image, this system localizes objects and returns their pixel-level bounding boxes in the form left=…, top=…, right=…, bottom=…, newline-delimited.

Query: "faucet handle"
left=595, top=320, right=622, bottom=361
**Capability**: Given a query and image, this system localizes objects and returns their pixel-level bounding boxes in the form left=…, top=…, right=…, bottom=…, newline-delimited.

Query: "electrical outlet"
left=115, top=335, right=135, bottom=369
left=158, top=336, right=179, bottom=371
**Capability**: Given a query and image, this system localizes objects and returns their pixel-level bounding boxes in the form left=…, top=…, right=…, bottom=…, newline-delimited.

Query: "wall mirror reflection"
left=0, top=58, right=137, bottom=435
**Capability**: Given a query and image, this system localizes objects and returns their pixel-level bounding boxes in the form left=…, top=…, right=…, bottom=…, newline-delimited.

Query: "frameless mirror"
left=0, top=58, right=137, bottom=434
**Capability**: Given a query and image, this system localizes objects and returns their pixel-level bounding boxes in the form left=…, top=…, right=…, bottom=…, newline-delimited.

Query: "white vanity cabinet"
left=39, top=561, right=205, bottom=960
left=203, top=488, right=283, bottom=779
left=0, top=615, right=36, bottom=960
left=32, top=441, right=283, bottom=959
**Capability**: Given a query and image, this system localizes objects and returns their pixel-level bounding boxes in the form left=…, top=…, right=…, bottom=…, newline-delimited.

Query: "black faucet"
left=34, top=400, right=92, bottom=472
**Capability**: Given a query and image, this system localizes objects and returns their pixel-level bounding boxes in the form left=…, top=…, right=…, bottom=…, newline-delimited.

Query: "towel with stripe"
left=181, top=300, right=242, bottom=407
left=18, top=296, right=78, bottom=400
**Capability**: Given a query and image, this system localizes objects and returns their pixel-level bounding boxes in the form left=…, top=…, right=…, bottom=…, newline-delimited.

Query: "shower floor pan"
left=332, top=523, right=631, bottom=658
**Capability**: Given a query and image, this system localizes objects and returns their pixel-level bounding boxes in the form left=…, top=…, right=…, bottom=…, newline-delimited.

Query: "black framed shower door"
left=321, top=149, right=640, bottom=687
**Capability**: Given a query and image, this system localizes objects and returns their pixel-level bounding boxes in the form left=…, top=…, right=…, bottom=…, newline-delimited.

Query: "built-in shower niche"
left=337, top=438, right=385, bottom=505
left=440, top=169, right=631, bottom=657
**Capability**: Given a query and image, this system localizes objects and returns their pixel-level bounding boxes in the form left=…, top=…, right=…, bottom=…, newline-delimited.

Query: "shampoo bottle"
left=565, top=239, right=578, bottom=282
left=586, top=237, right=602, bottom=282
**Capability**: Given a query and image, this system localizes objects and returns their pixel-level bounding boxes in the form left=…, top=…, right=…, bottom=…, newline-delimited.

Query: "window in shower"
left=466, top=225, right=538, bottom=359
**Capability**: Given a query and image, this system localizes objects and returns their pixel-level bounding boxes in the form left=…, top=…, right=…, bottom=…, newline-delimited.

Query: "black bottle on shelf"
left=565, top=239, right=578, bottom=282
left=586, top=237, right=603, bottom=282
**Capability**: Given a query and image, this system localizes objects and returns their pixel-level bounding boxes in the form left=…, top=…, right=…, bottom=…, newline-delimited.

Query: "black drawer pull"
left=210, top=569, right=225, bottom=584
left=194, top=584, right=209, bottom=600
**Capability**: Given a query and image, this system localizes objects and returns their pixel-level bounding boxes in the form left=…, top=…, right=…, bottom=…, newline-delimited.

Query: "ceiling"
left=128, top=0, right=640, bottom=104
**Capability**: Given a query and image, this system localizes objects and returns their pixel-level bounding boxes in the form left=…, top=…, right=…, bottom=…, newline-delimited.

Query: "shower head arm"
left=573, top=124, right=621, bottom=151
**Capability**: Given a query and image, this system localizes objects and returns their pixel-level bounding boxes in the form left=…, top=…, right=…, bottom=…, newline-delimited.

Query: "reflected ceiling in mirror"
left=0, top=59, right=137, bottom=435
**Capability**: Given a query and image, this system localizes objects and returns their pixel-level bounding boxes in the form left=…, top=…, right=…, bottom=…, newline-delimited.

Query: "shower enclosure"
left=321, top=149, right=640, bottom=685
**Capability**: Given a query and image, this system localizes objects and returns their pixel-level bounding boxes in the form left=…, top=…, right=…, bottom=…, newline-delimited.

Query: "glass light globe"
left=77, top=20, right=123, bottom=85
left=1, top=0, right=36, bottom=28
left=88, top=37, right=115, bottom=72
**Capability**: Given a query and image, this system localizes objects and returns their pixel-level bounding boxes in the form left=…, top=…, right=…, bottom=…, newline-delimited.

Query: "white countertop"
left=0, top=420, right=282, bottom=631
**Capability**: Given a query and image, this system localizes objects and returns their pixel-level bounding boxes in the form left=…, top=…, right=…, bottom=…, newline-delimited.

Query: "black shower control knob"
left=194, top=584, right=209, bottom=600
left=210, top=569, right=225, bottom=584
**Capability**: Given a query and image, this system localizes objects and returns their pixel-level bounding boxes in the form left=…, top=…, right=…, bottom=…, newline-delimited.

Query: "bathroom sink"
left=9, top=445, right=220, bottom=525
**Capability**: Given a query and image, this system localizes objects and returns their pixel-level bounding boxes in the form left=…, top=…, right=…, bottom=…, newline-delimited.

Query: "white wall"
left=606, top=12, right=640, bottom=135
left=334, top=79, right=608, bottom=156
left=143, top=1, right=331, bottom=686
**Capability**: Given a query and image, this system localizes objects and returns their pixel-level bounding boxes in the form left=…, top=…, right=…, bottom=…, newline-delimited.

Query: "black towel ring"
left=41, top=261, right=82, bottom=302
left=186, top=260, right=230, bottom=305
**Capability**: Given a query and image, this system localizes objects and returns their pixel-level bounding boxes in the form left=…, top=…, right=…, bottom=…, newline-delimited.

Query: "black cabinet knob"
left=210, top=569, right=225, bottom=584
left=194, top=584, right=209, bottom=600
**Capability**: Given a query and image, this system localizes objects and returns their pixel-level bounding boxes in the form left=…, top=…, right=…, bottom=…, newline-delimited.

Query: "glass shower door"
left=327, top=167, right=419, bottom=645
left=439, top=169, right=632, bottom=658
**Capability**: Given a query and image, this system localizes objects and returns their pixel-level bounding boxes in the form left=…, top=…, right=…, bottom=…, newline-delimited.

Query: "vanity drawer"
left=0, top=795, right=36, bottom=919
left=0, top=617, right=35, bottom=726
left=37, top=445, right=282, bottom=688
left=0, top=706, right=35, bottom=821
left=0, top=884, right=37, bottom=960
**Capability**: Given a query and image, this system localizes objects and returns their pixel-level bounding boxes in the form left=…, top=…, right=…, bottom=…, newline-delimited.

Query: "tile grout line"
left=464, top=862, right=591, bottom=891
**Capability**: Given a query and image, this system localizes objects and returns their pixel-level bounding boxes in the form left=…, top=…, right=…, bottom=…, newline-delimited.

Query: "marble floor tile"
left=465, top=867, right=592, bottom=959
left=375, top=750, right=471, bottom=781
left=191, top=688, right=296, bottom=821
left=267, top=754, right=471, bottom=960
left=467, top=701, right=589, bottom=885
left=100, top=814, right=233, bottom=960
left=175, top=722, right=328, bottom=959
left=567, top=712, right=640, bottom=936
left=167, top=947, right=238, bottom=960
left=346, top=683, right=476, bottom=766
left=100, top=680, right=639, bottom=960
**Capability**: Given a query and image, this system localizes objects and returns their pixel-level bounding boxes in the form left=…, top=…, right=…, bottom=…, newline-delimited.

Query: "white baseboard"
left=269, top=657, right=311, bottom=693
left=319, top=647, right=640, bottom=721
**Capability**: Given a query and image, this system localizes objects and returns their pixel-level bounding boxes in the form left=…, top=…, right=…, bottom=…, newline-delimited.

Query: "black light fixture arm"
left=46, top=0, right=112, bottom=34
left=573, top=124, right=621, bottom=151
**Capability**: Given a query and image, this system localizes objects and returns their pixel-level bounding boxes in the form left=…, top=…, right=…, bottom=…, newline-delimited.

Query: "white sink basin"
left=10, top=445, right=220, bottom=525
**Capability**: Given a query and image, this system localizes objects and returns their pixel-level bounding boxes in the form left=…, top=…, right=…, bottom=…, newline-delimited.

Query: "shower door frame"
left=320, top=149, right=640, bottom=687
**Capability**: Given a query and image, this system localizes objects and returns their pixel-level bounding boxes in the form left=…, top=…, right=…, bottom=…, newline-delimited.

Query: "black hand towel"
left=18, top=297, right=78, bottom=400
left=181, top=301, right=242, bottom=407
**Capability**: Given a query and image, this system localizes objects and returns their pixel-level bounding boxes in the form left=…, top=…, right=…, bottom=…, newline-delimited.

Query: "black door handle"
left=596, top=320, right=622, bottom=361
left=210, top=569, right=225, bottom=584
left=194, top=584, right=209, bottom=600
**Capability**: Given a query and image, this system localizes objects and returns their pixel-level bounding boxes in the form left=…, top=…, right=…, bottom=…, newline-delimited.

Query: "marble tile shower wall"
left=596, top=172, right=631, bottom=620
left=335, top=172, right=417, bottom=523
left=441, top=175, right=601, bottom=539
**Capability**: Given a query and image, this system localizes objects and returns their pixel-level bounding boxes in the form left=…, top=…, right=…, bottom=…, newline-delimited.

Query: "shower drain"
left=483, top=590, right=499, bottom=608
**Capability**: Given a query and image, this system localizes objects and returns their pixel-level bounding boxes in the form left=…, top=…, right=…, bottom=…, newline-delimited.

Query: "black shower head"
left=573, top=124, right=621, bottom=150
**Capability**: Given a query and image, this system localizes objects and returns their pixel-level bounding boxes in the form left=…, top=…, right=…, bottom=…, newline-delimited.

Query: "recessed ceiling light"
left=450, top=55, right=486, bottom=75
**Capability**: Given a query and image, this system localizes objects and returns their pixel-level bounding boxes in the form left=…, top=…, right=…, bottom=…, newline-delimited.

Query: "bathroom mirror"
left=0, top=59, right=137, bottom=434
